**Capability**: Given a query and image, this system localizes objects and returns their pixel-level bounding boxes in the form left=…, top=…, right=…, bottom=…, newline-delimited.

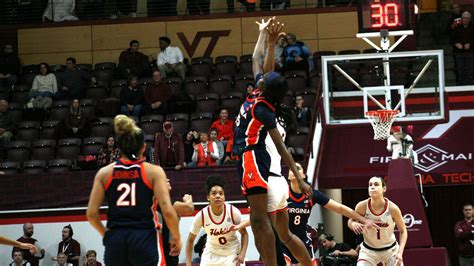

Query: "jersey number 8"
left=117, top=183, right=136, bottom=206
left=294, top=215, right=301, bottom=225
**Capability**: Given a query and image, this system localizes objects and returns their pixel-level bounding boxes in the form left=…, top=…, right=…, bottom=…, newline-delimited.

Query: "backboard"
left=322, top=50, right=446, bottom=125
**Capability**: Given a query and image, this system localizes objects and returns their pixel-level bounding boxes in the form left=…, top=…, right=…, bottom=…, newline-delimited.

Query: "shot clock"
left=357, top=0, right=410, bottom=33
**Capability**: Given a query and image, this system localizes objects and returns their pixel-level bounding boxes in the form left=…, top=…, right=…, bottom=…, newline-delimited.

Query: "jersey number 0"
left=117, top=183, right=136, bottom=206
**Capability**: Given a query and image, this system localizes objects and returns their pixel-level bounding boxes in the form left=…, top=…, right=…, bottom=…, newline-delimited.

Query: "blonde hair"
left=114, top=115, right=144, bottom=160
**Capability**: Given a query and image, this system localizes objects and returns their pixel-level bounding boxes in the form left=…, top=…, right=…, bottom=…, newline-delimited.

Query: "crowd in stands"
left=0, top=32, right=321, bottom=174
left=449, top=9, right=474, bottom=86
left=0, top=0, right=356, bottom=24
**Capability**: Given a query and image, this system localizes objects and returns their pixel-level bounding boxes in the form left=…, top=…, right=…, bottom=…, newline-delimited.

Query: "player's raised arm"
left=253, top=17, right=273, bottom=78
left=263, top=20, right=284, bottom=74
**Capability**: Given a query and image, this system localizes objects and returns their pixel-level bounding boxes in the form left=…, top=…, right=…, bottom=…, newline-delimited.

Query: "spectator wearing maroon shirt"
left=144, top=70, right=171, bottom=115
left=12, top=223, right=45, bottom=266
left=154, top=121, right=185, bottom=170
left=455, top=203, right=474, bottom=266
left=117, top=40, right=153, bottom=79
left=209, top=108, right=234, bottom=148
left=451, top=11, right=474, bottom=85
left=83, top=250, right=102, bottom=266
left=52, top=225, right=80, bottom=266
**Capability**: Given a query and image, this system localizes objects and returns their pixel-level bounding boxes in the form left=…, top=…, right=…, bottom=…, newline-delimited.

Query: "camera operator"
left=319, top=233, right=358, bottom=266
left=386, top=126, right=418, bottom=164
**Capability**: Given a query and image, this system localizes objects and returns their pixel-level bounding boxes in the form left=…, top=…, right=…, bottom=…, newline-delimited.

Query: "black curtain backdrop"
left=342, top=185, right=474, bottom=266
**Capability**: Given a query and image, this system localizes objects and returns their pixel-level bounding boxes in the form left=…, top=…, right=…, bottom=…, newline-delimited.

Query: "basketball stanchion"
left=365, top=109, right=399, bottom=140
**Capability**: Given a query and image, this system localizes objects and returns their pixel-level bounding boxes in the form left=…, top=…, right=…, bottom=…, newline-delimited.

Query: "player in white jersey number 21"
left=186, top=176, right=249, bottom=266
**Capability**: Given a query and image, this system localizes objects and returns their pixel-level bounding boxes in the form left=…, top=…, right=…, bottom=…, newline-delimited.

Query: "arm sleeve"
left=340, top=243, right=352, bottom=252
left=51, top=74, right=58, bottom=94
left=387, top=136, right=394, bottom=151
left=192, top=149, right=198, bottom=163
left=302, top=46, right=310, bottom=59
left=253, top=103, right=276, bottom=130
left=313, top=190, right=330, bottom=206
left=190, top=211, right=203, bottom=235
left=157, top=53, right=165, bottom=66
left=455, top=222, right=473, bottom=240
left=210, top=142, right=220, bottom=160
left=176, top=48, right=184, bottom=63
left=31, top=76, right=39, bottom=90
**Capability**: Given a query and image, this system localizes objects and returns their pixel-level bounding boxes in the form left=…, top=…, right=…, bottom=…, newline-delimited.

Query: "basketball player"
left=285, top=163, right=377, bottom=265
left=87, top=115, right=181, bottom=266
left=348, top=176, right=407, bottom=266
left=233, top=16, right=313, bottom=266
left=0, top=236, right=36, bottom=252
left=185, top=176, right=248, bottom=266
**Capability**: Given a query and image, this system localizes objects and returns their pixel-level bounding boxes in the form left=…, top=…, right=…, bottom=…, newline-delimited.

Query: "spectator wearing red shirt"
left=209, top=108, right=234, bottom=147
left=192, top=132, right=220, bottom=167
left=455, top=203, right=474, bottom=266
left=144, top=70, right=171, bottom=115
left=153, top=121, right=185, bottom=170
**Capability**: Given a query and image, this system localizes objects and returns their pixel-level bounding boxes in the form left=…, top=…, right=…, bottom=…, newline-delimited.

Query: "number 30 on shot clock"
left=357, top=0, right=410, bottom=33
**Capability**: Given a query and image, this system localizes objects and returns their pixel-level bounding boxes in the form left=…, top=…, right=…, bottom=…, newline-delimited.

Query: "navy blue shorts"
left=103, top=228, right=165, bottom=266
left=237, top=149, right=270, bottom=196
left=282, top=241, right=315, bottom=264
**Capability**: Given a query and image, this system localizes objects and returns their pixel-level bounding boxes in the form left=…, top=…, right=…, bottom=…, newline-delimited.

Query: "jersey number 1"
left=117, top=183, right=136, bottom=206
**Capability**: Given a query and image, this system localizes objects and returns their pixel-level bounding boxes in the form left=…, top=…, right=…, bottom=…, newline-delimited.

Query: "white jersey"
left=190, top=203, right=242, bottom=256
left=265, top=121, right=286, bottom=176
left=363, top=198, right=397, bottom=248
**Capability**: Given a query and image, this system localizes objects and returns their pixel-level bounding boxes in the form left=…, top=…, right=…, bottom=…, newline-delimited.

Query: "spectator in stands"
left=209, top=128, right=224, bottom=165
left=12, top=222, right=45, bottom=266
left=144, top=70, right=171, bottom=115
left=448, top=3, right=464, bottom=33
left=43, top=0, right=78, bottom=22
left=97, top=136, right=120, bottom=167
left=0, top=99, right=16, bottom=151
left=55, top=252, right=72, bottom=266
left=0, top=44, right=21, bottom=88
left=387, top=126, right=418, bottom=164
left=187, top=0, right=210, bottom=15
left=183, top=130, right=199, bottom=167
left=117, top=40, right=153, bottom=79
left=52, top=225, right=80, bottom=266
left=454, top=203, right=474, bottom=266
left=319, top=233, right=358, bottom=263
left=239, top=0, right=256, bottom=12
left=28, top=63, right=57, bottom=110
left=63, top=99, right=89, bottom=139
left=283, top=33, right=311, bottom=73
left=120, top=75, right=144, bottom=117
left=293, top=95, right=311, bottom=127
left=451, top=11, right=474, bottom=85
left=58, top=57, right=91, bottom=100
left=10, top=250, right=30, bottom=266
left=157, top=36, right=186, bottom=81
left=192, top=132, right=220, bottom=167
left=209, top=108, right=234, bottom=148
left=272, top=33, right=287, bottom=70
left=150, top=0, right=177, bottom=16
left=83, top=250, right=102, bottom=266
left=245, top=83, right=255, bottom=95
left=154, top=121, right=185, bottom=170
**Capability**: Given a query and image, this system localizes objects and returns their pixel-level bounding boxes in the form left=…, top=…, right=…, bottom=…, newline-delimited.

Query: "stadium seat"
left=80, top=98, right=97, bottom=117
left=31, top=139, right=56, bottom=161
left=196, top=93, right=220, bottom=113
left=209, top=75, right=233, bottom=95
left=76, top=64, right=93, bottom=73
left=94, top=62, right=116, bottom=70
left=7, top=140, right=31, bottom=164
left=140, top=119, right=163, bottom=135
left=8, top=102, right=23, bottom=122
left=50, top=64, right=65, bottom=73
left=165, top=113, right=189, bottom=136
left=221, top=91, right=244, bottom=118
left=144, top=134, right=155, bottom=148
left=309, top=74, right=321, bottom=90
left=82, top=137, right=105, bottom=156
left=49, top=101, right=70, bottom=121
left=22, top=160, right=46, bottom=174
left=39, top=120, right=59, bottom=139
left=234, top=74, right=254, bottom=94
left=90, top=120, right=113, bottom=138
left=16, top=121, right=40, bottom=142
left=163, top=76, right=183, bottom=97
left=338, top=49, right=361, bottom=55
left=11, top=84, right=30, bottom=105
left=286, top=127, right=310, bottom=151
left=94, top=69, right=114, bottom=88
left=138, top=77, right=153, bottom=88
left=56, top=138, right=81, bottom=160
left=191, top=57, right=213, bottom=78
left=47, top=159, right=72, bottom=173
left=190, top=112, right=213, bottom=133
left=0, top=161, right=20, bottom=175
left=238, top=54, right=253, bottom=75
left=215, top=55, right=237, bottom=76
left=85, top=85, right=108, bottom=100
left=20, top=72, right=37, bottom=87
left=185, top=76, right=208, bottom=96
left=95, top=98, right=120, bottom=117
left=111, top=79, right=127, bottom=87
left=285, top=73, right=307, bottom=92
left=109, top=85, right=124, bottom=99
left=295, top=89, right=317, bottom=108
left=285, top=70, right=308, bottom=80
left=22, top=64, right=39, bottom=74
left=313, top=51, right=336, bottom=74
left=281, top=90, right=294, bottom=107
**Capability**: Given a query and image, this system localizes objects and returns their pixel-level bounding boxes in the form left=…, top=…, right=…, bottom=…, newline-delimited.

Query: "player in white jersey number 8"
left=186, top=176, right=249, bottom=266
left=348, top=177, right=408, bottom=266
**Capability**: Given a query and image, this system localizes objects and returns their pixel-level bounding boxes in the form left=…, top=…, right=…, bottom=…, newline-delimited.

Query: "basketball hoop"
left=366, top=110, right=400, bottom=140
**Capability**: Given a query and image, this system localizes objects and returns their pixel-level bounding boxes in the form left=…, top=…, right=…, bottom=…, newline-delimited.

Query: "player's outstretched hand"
left=298, top=179, right=313, bottom=198
left=255, top=16, right=275, bottom=31
left=235, top=253, right=245, bottom=266
left=363, top=219, right=380, bottom=232
left=19, top=243, right=37, bottom=254
left=350, top=221, right=365, bottom=235
left=169, top=236, right=182, bottom=256
left=266, top=21, right=284, bottom=37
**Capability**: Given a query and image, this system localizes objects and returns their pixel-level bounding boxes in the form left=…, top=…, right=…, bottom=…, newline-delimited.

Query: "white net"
left=366, top=110, right=399, bottom=140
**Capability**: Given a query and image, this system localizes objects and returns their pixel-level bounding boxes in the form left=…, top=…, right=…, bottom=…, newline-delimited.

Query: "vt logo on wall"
left=177, top=30, right=231, bottom=58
